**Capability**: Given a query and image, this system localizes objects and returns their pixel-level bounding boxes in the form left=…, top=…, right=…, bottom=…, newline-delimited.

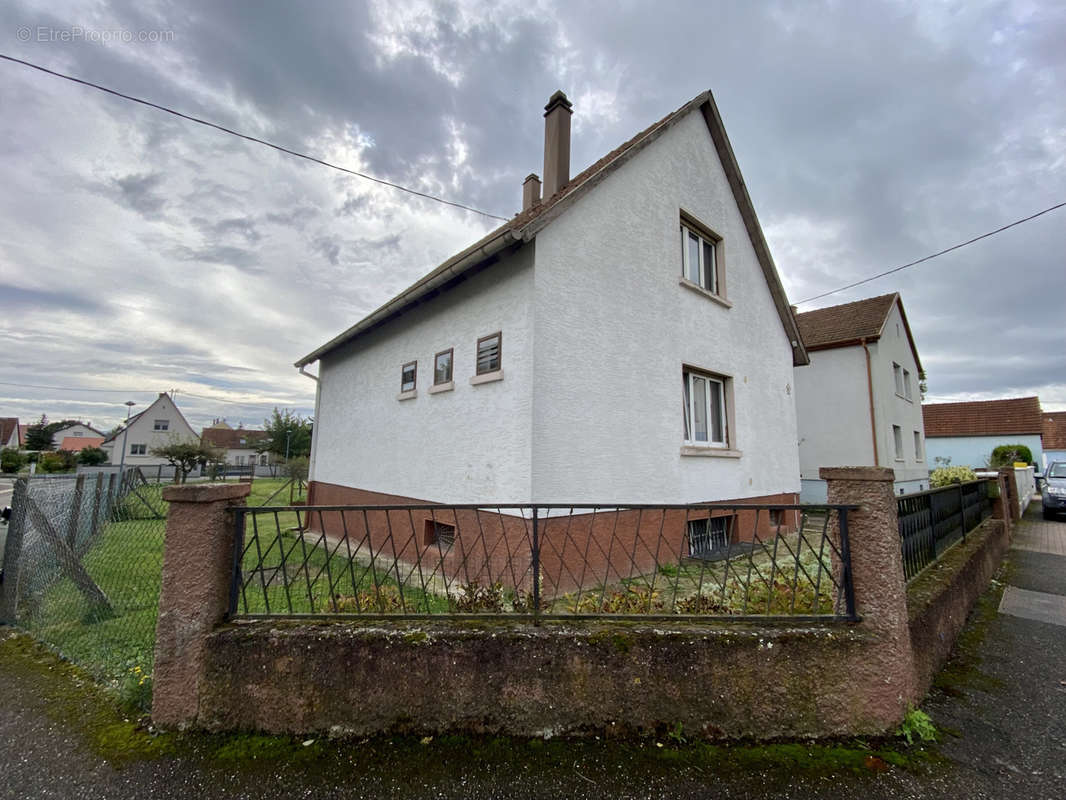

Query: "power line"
left=0, top=52, right=509, bottom=222
left=0, top=380, right=306, bottom=408
left=795, top=200, right=1066, bottom=305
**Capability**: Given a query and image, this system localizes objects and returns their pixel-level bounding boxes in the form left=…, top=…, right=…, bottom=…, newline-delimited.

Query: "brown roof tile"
left=1043, top=411, right=1066, bottom=451
left=201, top=428, right=269, bottom=450
left=922, top=397, right=1043, bottom=437
left=795, top=294, right=898, bottom=349
left=59, top=436, right=105, bottom=452
left=0, top=417, right=18, bottom=446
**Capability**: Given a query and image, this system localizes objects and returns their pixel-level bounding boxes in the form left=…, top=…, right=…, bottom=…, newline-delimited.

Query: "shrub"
left=897, top=707, right=937, bottom=745
left=77, top=446, right=109, bottom=465
left=929, top=466, right=976, bottom=488
left=0, top=448, right=25, bottom=473
left=37, top=450, right=76, bottom=473
left=989, top=444, right=1034, bottom=467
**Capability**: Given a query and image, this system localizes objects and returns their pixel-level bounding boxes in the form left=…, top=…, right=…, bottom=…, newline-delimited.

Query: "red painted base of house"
left=304, top=481, right=799, bottom=597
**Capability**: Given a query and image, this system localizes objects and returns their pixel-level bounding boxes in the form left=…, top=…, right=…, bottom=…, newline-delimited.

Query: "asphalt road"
left=0, top=502, right=1063, bottom=799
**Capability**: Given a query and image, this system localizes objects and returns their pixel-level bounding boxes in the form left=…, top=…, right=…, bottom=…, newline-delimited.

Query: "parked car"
left=1041, top=461, right=1066, bottom=520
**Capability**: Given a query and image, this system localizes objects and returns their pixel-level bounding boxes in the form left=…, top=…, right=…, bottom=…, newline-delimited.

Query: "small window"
left=903, top=369, right=912, bottom=401
left=769, top=509, right=784, bottom=528
left=893, top=425, right=904, bottom=460
left=680, top=220, right=721, bottom=295
left=893, top=363, right=904, bottom=396
left=476, top=333, right=501, bottom=375
left=424, top=519, right=455, bottom=549
left=683, top=369, right=728, bottom=447
left=914, top=431, right=923, bottom=461
left=153, top=419, right=169, bottom=431
left=401, top=361, right=417, bottom=393
left=687, top=517, right=730, bottom=557
left=130, top=443, right=146, bottom=455
left=235, top=455, right=245, bottom=466
left=434, top=348, right=453, bottom=385
left=73, top=431, right=84, bottom=437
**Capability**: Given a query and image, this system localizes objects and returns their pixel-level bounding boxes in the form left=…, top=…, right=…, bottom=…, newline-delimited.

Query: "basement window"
left=424, top=520, right=456, bottom=549
left=769, top=509, right=784, bottom=528
left=687, top=517, right=730, bottom=557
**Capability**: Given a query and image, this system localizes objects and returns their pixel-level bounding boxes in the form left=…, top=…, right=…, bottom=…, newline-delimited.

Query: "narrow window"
left=401, top=361, right=417, bottom=393
left=680, top=221, right=720, bottom=295
left=914, top=431, right=923, bottom=461
left=153, top=419, right=169, bottom=431
left=683, top=369, right=727, bottom=447
left=893, top=425, right=904, bottom=460
left=434, top=348, right=453, bottom=385
left=424, top=519, right=456, bottom=549
left=476, top=332, right=501, bottom=375
left=903, top=369, right=912, bottom=401
left=687, top=517, right=730, bottom=556
left=893, top=363, right=904, bottom=396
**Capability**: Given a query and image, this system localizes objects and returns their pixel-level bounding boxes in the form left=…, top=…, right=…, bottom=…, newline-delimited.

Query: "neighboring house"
left=793, top=293, right=928, bottom=501
left=58, top=436, right=105, bottom=453
left=922, top=396, right=1044, bottom=469
left=201, top=426, right=273, bottom=466
left=297, top=88, right=808, bottom=533
left=49, top=422, right=105, bottom=449
left=0, top=417, right=19, bottom=449
left=100, top=392, right=199, bottom=467
left=1040, top=411, right=1066, bottom=468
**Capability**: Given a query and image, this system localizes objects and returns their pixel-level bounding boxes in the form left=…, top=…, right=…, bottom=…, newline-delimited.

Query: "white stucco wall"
left=529, top=111, right=800, bottom=503
left=313, top=247, right=535, bottom=503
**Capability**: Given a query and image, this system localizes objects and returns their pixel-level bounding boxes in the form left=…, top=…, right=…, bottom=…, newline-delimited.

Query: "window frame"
left=153, top=419, right=169, bottom=431
left=902, top=369, right=912, bottom=401
left=433, top=348, right=454, bottom=385
left=424, top=519, right=456, bottom=549
left=130, top=443, right=146, bottom=455
left=475, top=332, right=502, bottom=376
left=679, top=212, right=724, bottom=298
left=400, top=360, right=417, bottom=393
left=892, top=425, right=904, bottom=461
left=914, top=431, right=923, bottom=462
left=893, top=363, right=904, bottom=397
left=682, top=368, right=729, bottom=449
left=687, top=516, right=731, bottom=556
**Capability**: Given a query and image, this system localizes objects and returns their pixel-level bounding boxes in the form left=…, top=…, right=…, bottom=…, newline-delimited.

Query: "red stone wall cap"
left=819, top=466, right=896, bottom=482
left=161, top=483, right=252, bottom=503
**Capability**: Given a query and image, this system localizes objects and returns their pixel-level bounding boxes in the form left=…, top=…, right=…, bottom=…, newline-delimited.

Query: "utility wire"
left=795, top=201, right=1066, bottom=305
left=0, top=380, right=304, bottom=408
left=0, top=53, right=509, bottom=222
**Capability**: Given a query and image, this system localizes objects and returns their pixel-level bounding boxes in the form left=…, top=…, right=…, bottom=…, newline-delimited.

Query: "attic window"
left=154, top=419, right=169, bottom=431
left=476, top=333, right=501, bottom=375
left=680, top=213, right=723, bottom=298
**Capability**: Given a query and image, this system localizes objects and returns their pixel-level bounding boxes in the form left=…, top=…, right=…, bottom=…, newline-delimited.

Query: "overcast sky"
left=1, top=0, right=1064, bottom=433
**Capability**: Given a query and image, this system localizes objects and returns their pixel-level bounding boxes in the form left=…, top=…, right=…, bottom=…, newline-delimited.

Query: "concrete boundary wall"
left=151, top=468, right=1012, bottom=739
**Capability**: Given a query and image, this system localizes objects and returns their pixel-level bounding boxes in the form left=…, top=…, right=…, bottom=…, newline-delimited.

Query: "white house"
left=794, top=293, right=929, bottom=501
left=100, top=392, right=198, bottom=467
left=296, top=90, right=808, bottom=514
left=50, top=422, right=105, bottom=448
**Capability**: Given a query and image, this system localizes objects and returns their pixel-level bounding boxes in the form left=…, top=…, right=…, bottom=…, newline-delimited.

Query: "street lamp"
left=117, top=401, right=136, bottom=486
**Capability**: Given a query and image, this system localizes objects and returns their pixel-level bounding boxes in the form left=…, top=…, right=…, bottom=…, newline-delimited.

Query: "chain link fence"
left=0, top=471, right=166, bottom=708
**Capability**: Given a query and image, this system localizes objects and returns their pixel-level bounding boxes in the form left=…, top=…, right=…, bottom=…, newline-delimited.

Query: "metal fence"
left=230, top=503, right=859, bottom=622
left=0, top=471, right=168, bottom=707
left=897, top=479, right=995, bottom=581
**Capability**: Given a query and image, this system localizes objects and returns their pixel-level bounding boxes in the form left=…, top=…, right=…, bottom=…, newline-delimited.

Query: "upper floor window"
left=903, top=369, right=912, bottom=401
left=683, top=369, right=728, bottom=448
left=893, top=363, right=904, bottom=396
left=680, top=218, right=721, bottom=296
left=476, top=333, right=501, bottom=375
left=434, top=348, right=453, bottom=385
left=401, top=361, right=417, bottom=393
left=154, top=419, right=169, bottom=431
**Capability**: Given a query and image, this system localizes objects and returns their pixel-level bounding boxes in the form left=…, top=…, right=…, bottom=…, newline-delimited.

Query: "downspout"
left=298, top=365, right=318, bottom=383
left=297, top=363, right=320, bottom=498
left=862, top=338, right=879, bottom=465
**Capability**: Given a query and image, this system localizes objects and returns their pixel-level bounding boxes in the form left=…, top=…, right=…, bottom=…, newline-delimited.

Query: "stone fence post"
left=152, top=482, right=250, bottom=728
left=819, top=467, right=915, bottom=725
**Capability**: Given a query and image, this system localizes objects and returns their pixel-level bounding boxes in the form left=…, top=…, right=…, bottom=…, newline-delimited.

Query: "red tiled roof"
left=795, top=294, right=897, bottom=349
left=0, top=417, right=18, bottom=446
left=201, top=428, right=269, bottom=450
left=59, top=436, right=105, bottom=452
left=922, top=397, right=1043, bottom=437
left=1043, top=411, right=1066, bottom=451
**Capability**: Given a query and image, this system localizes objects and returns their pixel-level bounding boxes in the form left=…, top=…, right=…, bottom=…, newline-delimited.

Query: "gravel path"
left=1, top=503, right=1063, bottom=799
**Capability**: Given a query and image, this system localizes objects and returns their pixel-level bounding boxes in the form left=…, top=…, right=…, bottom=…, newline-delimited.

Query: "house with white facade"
left=201, top=425, right=273, bottom=467
left=100, top=392, right=198, bottom=467
left=794, top=293, right=928, bottom=501
left=297, top=90, right=808, bottom=529
left=922, top=396, right=1044, bottom=469
left=50, top=422, right=105, bottom=449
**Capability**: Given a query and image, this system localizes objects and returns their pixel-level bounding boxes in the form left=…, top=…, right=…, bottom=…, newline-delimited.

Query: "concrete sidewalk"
left=1, top=503, right=1064, bottom=798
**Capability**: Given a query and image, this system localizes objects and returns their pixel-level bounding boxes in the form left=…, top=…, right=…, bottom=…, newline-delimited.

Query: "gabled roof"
left=102, top=392, right=196, bottom=443
left=201, top=428, right=269, bottom=450
left=1043, top=411, right=1066, bottom=451
left=0, top=417, right=18, bottom=445
left=53, top=421, right=105, bottom=437
left=59, top=436, right=105, bottom=452
left=922, top=397, right=1043, bottom=438
left=795, top=292, right=923, bottom=372
left=296, top=91, right=808, bottom=368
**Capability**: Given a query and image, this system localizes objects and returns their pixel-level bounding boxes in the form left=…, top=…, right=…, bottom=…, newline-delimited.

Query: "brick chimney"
left=541, top=90, right=573, bottom=200
left=522, top=173, right=541, bottom=211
